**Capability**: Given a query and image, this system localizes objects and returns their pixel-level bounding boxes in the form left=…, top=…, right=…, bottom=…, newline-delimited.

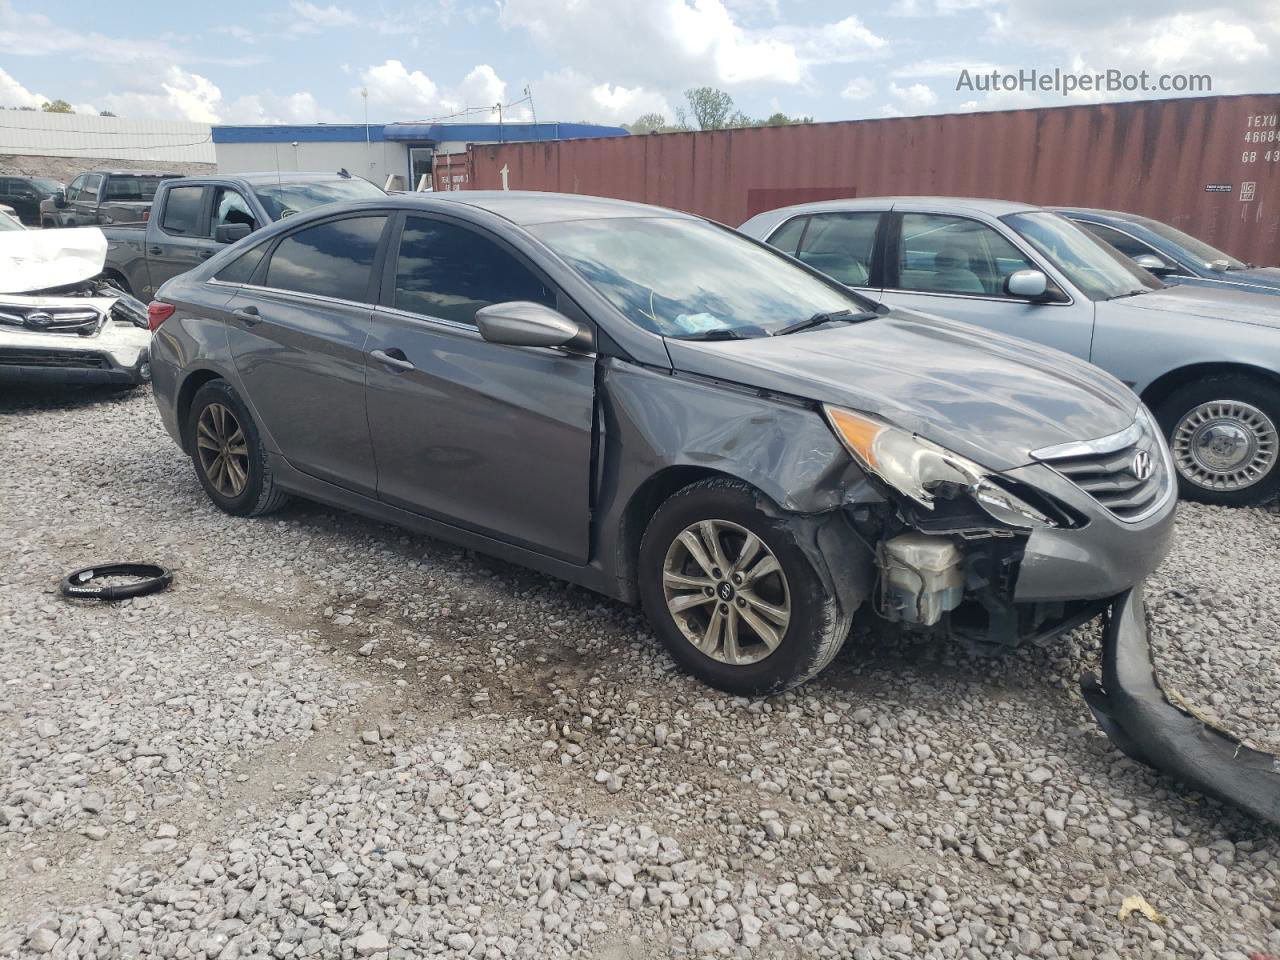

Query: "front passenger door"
left=146, top=184, right=215, bottom=293
left=365, top=213, right=595, bottom=563
left=882, top=212, right=1095, bottom=360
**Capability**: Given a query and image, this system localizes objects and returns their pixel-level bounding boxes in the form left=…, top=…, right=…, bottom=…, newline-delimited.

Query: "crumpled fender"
left=1082, top=585, right=1280, bottom=826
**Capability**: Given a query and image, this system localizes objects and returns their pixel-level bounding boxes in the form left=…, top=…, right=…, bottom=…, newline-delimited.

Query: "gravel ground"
left=0, top=384, right=1277, bottom=960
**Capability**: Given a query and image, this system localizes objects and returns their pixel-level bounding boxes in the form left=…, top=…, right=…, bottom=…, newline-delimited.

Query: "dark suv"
left=0, top=175, right=64, bottom=226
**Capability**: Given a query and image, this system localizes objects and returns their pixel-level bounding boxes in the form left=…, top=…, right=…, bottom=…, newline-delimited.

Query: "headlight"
left=824, top=405, right=1057, bottom=528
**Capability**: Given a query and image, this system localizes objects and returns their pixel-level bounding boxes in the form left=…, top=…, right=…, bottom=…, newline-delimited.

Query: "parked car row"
left=740, top=197, right=1280, bottom=507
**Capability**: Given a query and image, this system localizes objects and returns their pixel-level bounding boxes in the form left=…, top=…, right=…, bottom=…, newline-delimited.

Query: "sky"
left=0, top=0, right=1275, bottom=128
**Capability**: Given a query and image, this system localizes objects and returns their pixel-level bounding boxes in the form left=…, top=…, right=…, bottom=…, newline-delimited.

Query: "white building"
left=0, top=111, right=215, bottom=166
left=211, top=121, right=629, bottom=191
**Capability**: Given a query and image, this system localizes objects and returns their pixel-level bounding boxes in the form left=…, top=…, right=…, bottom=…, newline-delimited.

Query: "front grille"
left=1032, top=418, right=1172, bottom=522
left=0, top=349, right=110, bottom=369
left=0, top=305, right=103, bottom=336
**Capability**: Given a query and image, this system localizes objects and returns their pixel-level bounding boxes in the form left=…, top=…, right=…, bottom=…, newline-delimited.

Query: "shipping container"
left=467, top=93, right=1280, bottom=266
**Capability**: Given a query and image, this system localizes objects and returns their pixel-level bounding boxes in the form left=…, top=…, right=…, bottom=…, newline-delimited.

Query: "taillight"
left=142, top=210, right=150, bottom=222
left=147, top=301, right=175, bottom=331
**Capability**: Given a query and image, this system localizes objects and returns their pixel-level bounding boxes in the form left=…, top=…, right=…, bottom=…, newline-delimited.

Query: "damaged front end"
left=0, top=227, right=151, bottom=386
left=827, top=405, right=1109, bottom=653
left=1082, top=586, right=1280, bottom=827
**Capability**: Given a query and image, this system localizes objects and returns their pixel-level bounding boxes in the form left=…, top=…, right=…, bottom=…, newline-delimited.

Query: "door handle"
left=232, top=306, right=260, bottom=325
left=148, top=246, right=162, bottom=255
left=371, top=348, right=415, bottom=372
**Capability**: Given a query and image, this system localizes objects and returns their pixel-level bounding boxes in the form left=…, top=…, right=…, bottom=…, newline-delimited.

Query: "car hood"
left=663, top=310, right=1138, bottom=471
left=1100, top=283, right=1280, bottom=330
left=0, top=226, right=108, bottom=293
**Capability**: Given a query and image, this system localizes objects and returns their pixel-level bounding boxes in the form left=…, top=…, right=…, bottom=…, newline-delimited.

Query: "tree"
left=759, top=111, right=812, bottom=127
left=99, top=110, right=117, bottom=117
left=41, top=99, right=73, bottom=113
left=684, top=87, right=734, bottom=131
left=628, top=112, right=668, bottom=135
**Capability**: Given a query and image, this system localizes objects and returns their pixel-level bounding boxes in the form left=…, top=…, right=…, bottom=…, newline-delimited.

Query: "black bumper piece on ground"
left=1082, top=585, right=1280, bottom=827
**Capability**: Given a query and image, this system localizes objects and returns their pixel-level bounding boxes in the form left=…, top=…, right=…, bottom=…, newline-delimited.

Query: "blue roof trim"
left=383, top=121, right=628, bottom=143
left=212, top=125, right=387, bottom=144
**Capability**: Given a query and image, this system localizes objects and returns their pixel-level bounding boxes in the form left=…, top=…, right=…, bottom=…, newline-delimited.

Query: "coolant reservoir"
left=881, top=533, right=964, bottom=626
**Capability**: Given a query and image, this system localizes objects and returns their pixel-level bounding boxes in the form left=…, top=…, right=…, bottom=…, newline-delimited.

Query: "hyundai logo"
left=1131, top=450, right=1154, bottom=482
left=24, top=311, right=54, bottom=329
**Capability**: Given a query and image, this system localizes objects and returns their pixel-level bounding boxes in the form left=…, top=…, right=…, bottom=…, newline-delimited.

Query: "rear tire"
left=638, top=477, right=851, bottom=696
left=1154, top=376, right=1280, bottom=507
left=187, top=379, right=289, bottom=517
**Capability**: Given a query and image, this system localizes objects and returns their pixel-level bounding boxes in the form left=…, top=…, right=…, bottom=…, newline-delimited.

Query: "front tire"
left=1155, top=377, right=1280, bottom=507
left=187, top=379, right=288, bottom=517
left=638, top=478, right=851, bottom=696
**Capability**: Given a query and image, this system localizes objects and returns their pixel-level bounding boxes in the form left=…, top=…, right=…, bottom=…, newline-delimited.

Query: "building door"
left=408, top=147, right=434, bottom=190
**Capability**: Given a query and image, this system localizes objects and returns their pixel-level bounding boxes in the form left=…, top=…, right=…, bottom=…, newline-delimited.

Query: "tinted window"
left=216, top=243, right=268, bottom=284
left=1077, top=222, right=1156, bottom=261
left=393, top=216, right=554, bottom=325
left=81, top=174, right=103, bottom=200
left=530, top=217, right=870, bottom=338
left=104, top=175, right=171, bottom=201
left=767, top=216, right=808, bottom=255
left=797, top=212, right=880, bottom=286
left=266, top=216, right=386, bottom=302
left=897, top=213, right=1037, bottom=297
left=161, top=186, right=205, bottom=235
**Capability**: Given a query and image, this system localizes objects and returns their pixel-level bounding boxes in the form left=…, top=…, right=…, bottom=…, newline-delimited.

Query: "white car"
left=0, top=226, right=152, bottom=386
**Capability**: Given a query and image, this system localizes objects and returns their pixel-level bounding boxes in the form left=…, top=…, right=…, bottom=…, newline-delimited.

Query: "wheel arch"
left=1140, top=362, right=1280, bottom=414
left=176, top=368, right=227, bottom=453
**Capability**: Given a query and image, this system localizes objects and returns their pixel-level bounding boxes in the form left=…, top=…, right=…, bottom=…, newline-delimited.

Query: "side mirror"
left=215, top=223, right=253, bottom=244
left=475, top=301, right=579, bottom=348
left=1133, top=253, right=1175, bottom=276
left=1006, top=269, right=1049, bottom=299
left=53, top=192, right=68, bottom=208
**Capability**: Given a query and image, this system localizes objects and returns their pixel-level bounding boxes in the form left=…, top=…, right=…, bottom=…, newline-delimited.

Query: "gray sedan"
left=741, top=197, right=1280, bottom=506
left=148, top=192, right=1174, bottom=694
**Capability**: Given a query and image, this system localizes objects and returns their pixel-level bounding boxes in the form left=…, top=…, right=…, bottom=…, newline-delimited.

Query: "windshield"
left=1138, top=216, right=1248, bottom=271
left=529, top=217, right=871, bottom=338
left=1003, top=211, right=1160, bottom=301
left=33, top=178, right=63, bottom=194
left=254, top=178, right=386, bottom=221
left=0, top=211, right=23, bottom=231
left=104, top=175, right=174, bottom=201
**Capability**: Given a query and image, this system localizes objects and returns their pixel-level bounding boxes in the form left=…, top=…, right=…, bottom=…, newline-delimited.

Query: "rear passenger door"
left=224, top=213, right=390, bottom=495
left=365, top=212, right=595, bottom=563
left=144, top=185, right=220, bottom=294
left=881, top=211, right=1095, bottom=360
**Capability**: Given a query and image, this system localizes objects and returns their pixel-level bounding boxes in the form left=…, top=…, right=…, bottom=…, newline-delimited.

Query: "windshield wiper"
left=773, top=309, right=877, bottom=336
left=1106, top=289, right=1149, bottom=301
left=671, top=328, right=755, bottom=341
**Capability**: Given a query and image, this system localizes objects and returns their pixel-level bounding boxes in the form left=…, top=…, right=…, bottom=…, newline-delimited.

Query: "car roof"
left=229, top=171, right=370, bottom=185
left=1050, top=206, right=1145, bottom=223
left=95, top=170, right=182, bottom=177
left=418, top=190, right=698, bottom=225
left=753, top=195, right=1044, bottom=218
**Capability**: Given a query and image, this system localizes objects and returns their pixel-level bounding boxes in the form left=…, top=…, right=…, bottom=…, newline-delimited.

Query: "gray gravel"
left=1, top=384, right=1277, bottom=959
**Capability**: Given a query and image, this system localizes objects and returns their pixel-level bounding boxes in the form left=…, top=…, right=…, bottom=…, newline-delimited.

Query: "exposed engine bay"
left=0, top=227, right=152, bottom=386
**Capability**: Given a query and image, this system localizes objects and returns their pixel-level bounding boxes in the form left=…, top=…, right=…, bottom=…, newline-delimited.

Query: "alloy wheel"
left=1171, top=400, right=1278, bottom=492
left=196, top=402, right=250, bottom=498
left=661, top=519, right=790, bottom=665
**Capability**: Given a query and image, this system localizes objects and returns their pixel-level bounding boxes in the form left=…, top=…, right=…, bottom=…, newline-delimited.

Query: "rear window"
left=161, top=186, right=205, bottom=235
left=265, top=215, right=386, bottom=302
left=105, top=175, right=174, bottom=201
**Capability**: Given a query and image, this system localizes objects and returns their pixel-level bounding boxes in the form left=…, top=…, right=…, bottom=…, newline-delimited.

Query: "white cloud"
left=286, top=0, right=360, bottom=33
left=0, top=66, right=45, bottom=110
left=91, top=65, right=328, bottom=124
left=888, top=81, right=939, bottom=110
left=499, top=0, right=887, bottom=91
left=840, top=78, right=874, bottom=101
left=356, top=60, right=513, bottom=120
left=535, top=69, right=674, bottom=124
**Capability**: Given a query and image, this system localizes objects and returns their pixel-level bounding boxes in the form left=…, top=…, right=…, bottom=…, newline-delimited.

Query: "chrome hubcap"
left=661, top=519, right=790, bottom=665
left=1172, top=400, right=1277, bottom=491
left=196, top=402, right=249, bottom=498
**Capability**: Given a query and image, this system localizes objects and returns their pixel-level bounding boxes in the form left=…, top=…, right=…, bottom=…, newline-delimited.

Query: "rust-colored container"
left=467, top=94, right=1280, bottom=265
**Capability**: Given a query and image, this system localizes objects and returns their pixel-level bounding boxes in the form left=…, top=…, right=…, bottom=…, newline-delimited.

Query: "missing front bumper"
left=1082, top=585, right=1280, bottom=827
